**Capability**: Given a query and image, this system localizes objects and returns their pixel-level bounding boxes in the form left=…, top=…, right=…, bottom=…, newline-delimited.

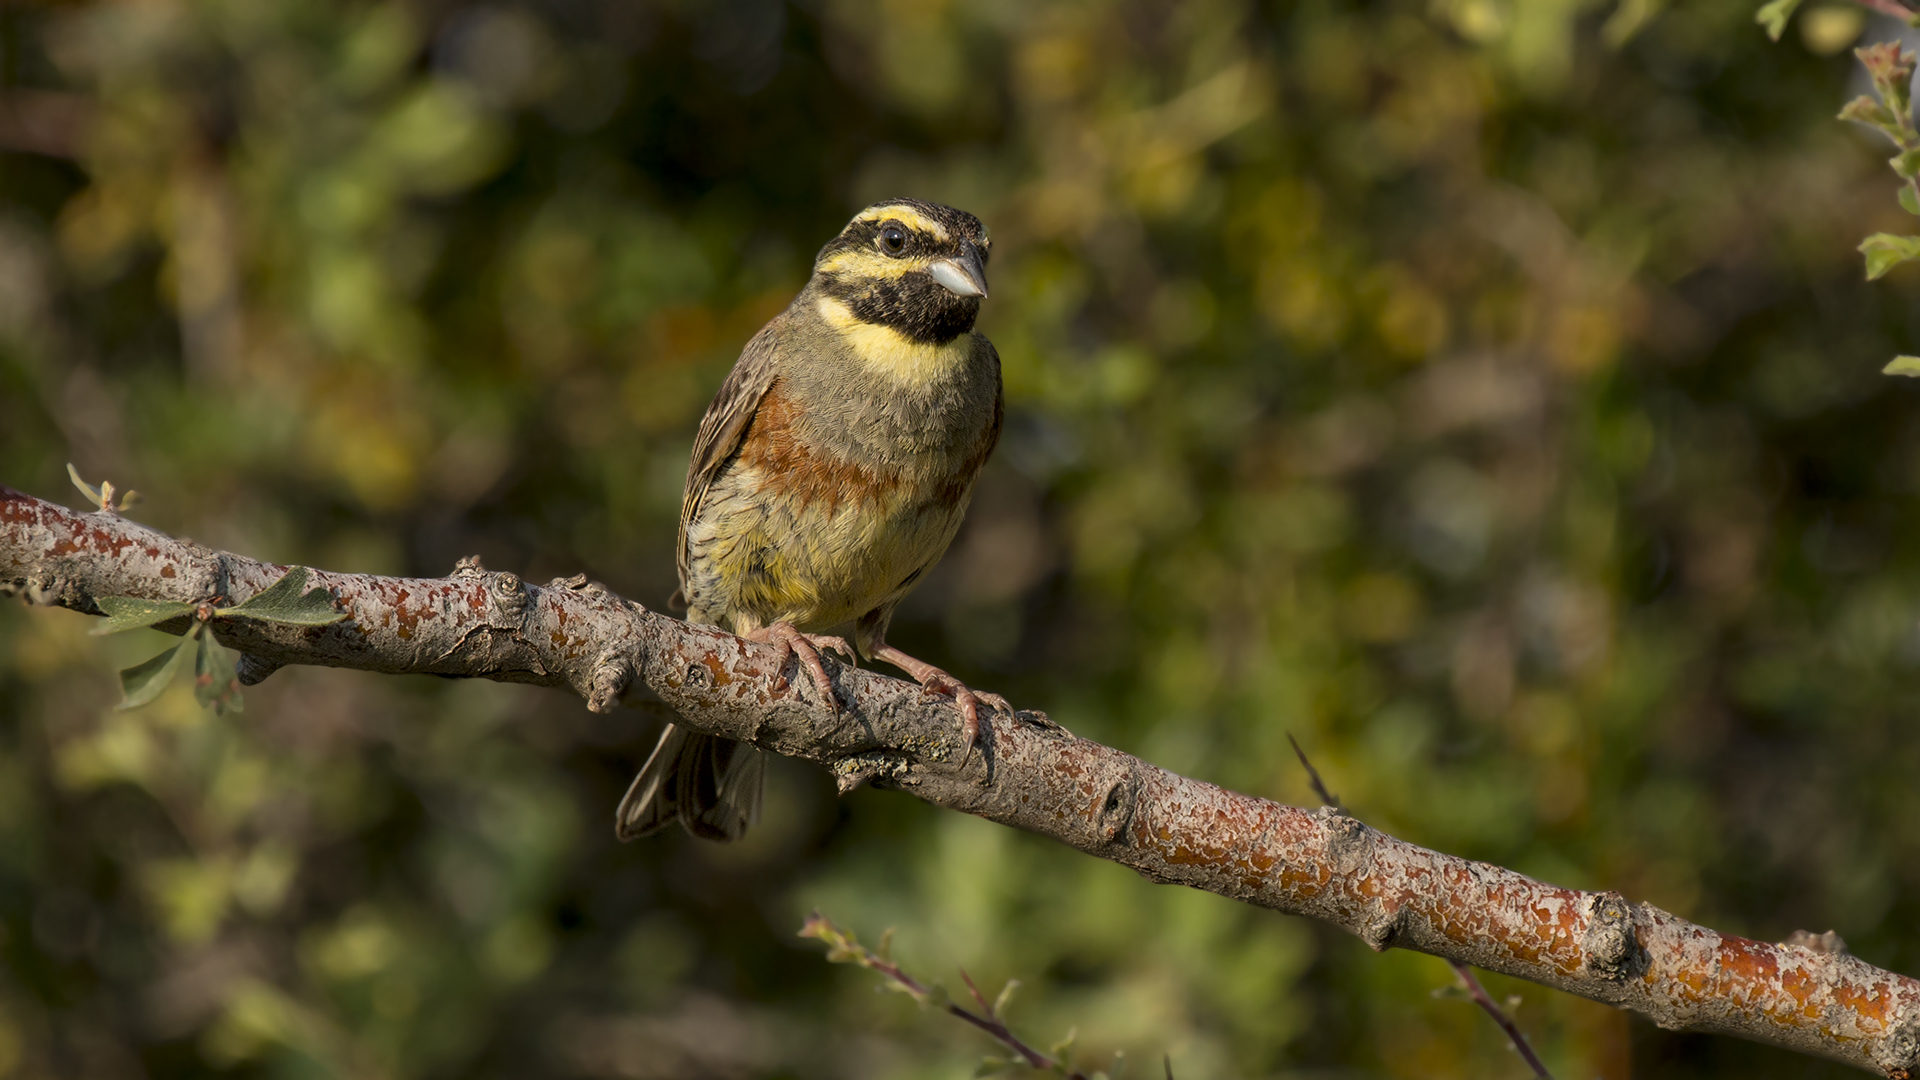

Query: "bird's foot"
left=870, top=644, right=1009, bottom=764
left=747, top=623, right=853, bottom=711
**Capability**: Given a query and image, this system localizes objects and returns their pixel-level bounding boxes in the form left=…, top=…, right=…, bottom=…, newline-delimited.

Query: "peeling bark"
left=3, top=483, right=1917, bottom=1077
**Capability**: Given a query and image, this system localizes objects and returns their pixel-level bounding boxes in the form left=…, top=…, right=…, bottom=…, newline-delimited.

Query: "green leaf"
left=1883, top=356, right=1920, bottom=376
left=1895, top=149, right=1920, bottom=180
left=1861, top=233, right=1920, bottom=279
left=91, top=595, right=198, bottom=635
left=194, top=629, right=244, bottom=714
left=1902, top=187, right=1920, bottom=216
left=222, top=567, right=346, bottom=626
left=1754, top=0, right=1802, bottom=41
left=1840, top=95, right=1896, bottom=129
left=117, top=637, right=192, bottom=709
left=66, top=462, right=101, bottom=507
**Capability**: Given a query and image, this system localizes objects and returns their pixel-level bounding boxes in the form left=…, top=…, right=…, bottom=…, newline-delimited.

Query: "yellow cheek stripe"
left=854, top=206, right=950, bottom=241
left=816, top=296, right=970, bottom=384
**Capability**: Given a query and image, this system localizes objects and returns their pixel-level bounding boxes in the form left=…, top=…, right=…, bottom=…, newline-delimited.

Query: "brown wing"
left=676, top=321, right=783, bottom=592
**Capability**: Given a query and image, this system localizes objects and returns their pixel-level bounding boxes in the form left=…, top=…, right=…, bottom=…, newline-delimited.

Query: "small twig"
left=956, top=968, right=1056, bottom=1071
left=1451, top=963, right=1556, bottom=1079
left=801, top=913, right=1104, bottom=1077
left=1287, top=731, right=1340, bottom=808
left=1290, top=736, right=1552, bottom=1078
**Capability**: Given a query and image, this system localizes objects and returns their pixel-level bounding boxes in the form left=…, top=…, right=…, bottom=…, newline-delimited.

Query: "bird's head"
left=811, top=199, right=991, bottom=345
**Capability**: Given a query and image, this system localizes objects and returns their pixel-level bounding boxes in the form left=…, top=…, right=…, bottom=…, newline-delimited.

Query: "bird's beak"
left=930, top=245, right=989, bottom=299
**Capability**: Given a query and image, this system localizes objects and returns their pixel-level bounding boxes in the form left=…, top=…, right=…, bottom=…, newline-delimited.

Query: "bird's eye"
left=879, top=225, right=907, bottom=254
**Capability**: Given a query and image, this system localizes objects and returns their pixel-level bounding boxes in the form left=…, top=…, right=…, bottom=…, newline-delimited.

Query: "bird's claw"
left=915, top=673, right=1012, bottom=767
left=751, top=623, right=851, bottom=712
left=866, top=644, right=1010, bottom=768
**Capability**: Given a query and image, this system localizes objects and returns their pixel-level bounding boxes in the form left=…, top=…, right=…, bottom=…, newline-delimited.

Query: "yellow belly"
left=682, top=463, right=969, bottom=635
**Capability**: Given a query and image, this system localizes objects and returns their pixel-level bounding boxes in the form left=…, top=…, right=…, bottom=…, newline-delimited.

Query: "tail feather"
left=615, top=723, right=764, bottom=842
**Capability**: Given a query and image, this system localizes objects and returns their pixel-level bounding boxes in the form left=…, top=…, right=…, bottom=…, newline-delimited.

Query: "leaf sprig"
left=93, top=566, right=346, bottom=713
left=67, top=462, right=140, bottom=512
left=800, top=914, right=1155, bottom=1080
left=1754, top=0, right=1804, bottom=41
left=1763, top=15, right=1920, bottom=373
left=1841, top=42, right=1920, bottom=283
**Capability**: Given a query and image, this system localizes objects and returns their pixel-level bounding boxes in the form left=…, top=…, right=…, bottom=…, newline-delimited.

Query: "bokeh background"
left=3, top=0, right=1918, bottom=1076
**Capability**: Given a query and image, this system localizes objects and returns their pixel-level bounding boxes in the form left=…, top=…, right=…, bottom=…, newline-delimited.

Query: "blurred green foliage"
left=2, top=0, right=1918, bottom=1076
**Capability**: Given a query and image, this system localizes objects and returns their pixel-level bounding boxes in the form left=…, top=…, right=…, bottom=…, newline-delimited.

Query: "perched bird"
left=616, top=198, right=1007, bottom=842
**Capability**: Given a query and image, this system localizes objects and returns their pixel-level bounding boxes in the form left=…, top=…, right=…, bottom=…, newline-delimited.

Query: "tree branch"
left=4, top=482, right=1918, bottom=1076
left=1292, top=731, right=1553, bottom=1077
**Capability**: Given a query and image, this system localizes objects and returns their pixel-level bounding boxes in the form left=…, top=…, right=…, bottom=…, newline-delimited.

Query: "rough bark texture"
left=4, top=482, right=1918, bottom=1077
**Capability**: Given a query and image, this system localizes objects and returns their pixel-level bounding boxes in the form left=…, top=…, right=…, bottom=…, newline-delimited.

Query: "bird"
left=616, top=198, right=1008, bottom=842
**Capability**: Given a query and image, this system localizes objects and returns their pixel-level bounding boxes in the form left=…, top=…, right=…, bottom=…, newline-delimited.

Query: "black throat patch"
left=819, top=271, right=980, bottom=345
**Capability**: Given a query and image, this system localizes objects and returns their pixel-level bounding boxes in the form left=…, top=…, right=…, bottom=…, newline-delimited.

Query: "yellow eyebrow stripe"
left=854, top=205, right=950, bottom=242
left=816, top=249, right=930, bottom=278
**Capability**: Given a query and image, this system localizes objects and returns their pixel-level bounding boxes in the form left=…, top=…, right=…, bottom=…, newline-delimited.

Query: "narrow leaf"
left=1754, top=0, right=1802, bottom=41
left=1861, top=233, right=1920, bottom=280
left=223, top=566, right=346, bottom=626
left=118, top=639, right=191, bottom=709
left=1902, top=186, right=1920, bottom=216
left=91, top=595, right=198, bottom=636
left=66, top=462, right=101, bottom=507
left=194, top=630, right=244, bottom=715
left=1883, top=356, right=1920, bottom=376
left=993, top=979, right=1021, bottom=1018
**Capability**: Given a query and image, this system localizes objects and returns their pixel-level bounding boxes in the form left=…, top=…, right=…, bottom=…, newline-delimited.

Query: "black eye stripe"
left=817, top=206, right=990, bottom=274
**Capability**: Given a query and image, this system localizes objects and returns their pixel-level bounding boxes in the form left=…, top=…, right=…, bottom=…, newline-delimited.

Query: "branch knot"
left=1583, top=891, right=1640, bottom=981
left=833, top=751, right=910, bottom=794
left=1882, top=1015, right=1920, bottom=1076
left=490, top=571, right=528, bottom=618
left=1361, top=907, right=1405, bottom=953
left=235, top=653, right=283, bottom=686
left=586, top=653, right=635, bottom=714
left=1782, top=929, right=1849, bottom=957
left=1098, top=776, right=1138, bottom=844
left=1319, top=807, right=1374, bottom=874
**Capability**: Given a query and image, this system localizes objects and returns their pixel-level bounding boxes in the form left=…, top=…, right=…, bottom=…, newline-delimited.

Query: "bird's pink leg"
left=747, top=622, right=854, bottom=711
left=868, top=644, right=1010, bottom=763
